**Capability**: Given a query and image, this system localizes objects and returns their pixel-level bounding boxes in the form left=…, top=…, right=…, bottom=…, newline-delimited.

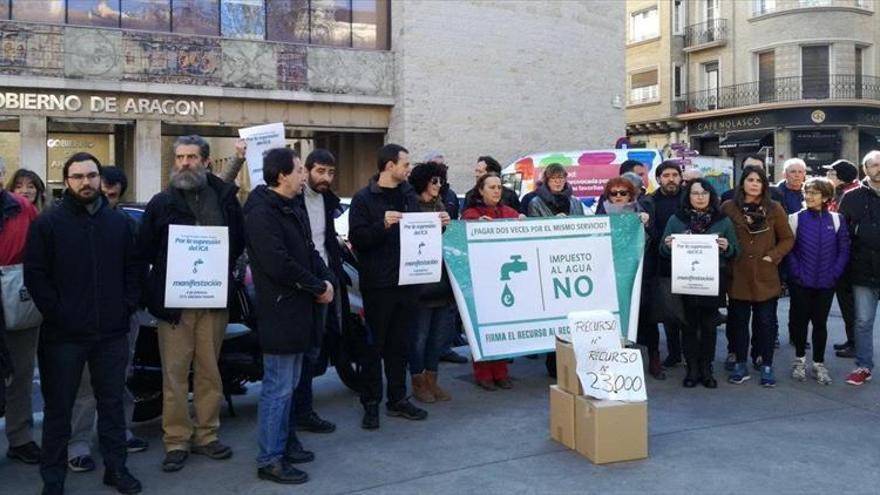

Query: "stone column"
left=134, top=120, right=161, bottom=202
left=773, top=129, right=792, bottom=182
left=841, top=127, right=860, bottom=165
left=19, top=115, right=47, bottom=181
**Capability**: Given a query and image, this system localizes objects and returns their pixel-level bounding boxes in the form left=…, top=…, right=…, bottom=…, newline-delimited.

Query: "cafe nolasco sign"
left=692, top=107, right=880, bottom=135
left=0, top=90, right=205, bottom=119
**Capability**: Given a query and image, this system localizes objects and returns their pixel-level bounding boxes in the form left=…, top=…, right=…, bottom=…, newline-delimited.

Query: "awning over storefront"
left=719, top=129, right=773, bottom=150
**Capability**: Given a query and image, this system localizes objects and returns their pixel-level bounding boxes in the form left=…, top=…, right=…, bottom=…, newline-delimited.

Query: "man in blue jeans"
left=839, top=150, right=880, bottom=386
left=243, top=148, right=335, bottom=484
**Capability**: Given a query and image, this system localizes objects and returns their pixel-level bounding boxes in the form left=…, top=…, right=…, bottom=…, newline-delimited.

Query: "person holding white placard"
left=661, top=179, right=739, bottom=388
left=137, top=135, right=245, bottom=472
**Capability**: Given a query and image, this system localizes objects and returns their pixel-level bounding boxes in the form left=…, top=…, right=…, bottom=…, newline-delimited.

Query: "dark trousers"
left=360, top=287, right=414, bottom=406
left=682, top=306, right=717, bottom=364
left=789, top=284, right=834, bottom=362
left=39, top=334, right=128, bottom=489
left=728, top=299, right=778, bottom=359
left=728, top=299, right=777, bottom=367
left=663, top=323, right=682, bottom=359
left=835, top=275, right=856, bottom=344
left=636, top=318, right=659, bottom=354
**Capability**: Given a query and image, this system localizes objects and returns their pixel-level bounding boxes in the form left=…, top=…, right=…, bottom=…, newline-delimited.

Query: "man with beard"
left=292, top=149, right=347, bottom=435
left=24, top=153, right=142, bottom=494
left=137, top=135, right=245, bottom=472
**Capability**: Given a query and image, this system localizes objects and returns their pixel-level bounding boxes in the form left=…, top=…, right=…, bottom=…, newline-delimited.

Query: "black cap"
left=823, top=159, right=858, bottom=183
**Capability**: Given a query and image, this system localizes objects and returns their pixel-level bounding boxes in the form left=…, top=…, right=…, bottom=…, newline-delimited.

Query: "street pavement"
left=2, top=297, right=879, bottom=494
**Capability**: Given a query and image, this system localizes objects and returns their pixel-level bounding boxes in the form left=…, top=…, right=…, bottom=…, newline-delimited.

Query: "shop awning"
left=719, top=129, right=773, bottom=150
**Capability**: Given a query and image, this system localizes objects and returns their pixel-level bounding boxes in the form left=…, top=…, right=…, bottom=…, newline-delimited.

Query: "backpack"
left=788, top=210, right=840, bottom=238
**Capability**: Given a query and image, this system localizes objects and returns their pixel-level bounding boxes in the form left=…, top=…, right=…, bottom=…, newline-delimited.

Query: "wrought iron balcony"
left=674, top=74, right=880, bottom=114
left=683, top=19, right=727, bottom=49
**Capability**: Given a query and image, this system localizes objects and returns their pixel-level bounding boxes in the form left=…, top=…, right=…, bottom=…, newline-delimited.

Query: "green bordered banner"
left=443, top=214, right=645, bottom=362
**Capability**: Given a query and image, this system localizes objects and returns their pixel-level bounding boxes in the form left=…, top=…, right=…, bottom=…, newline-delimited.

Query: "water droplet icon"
left=501, top=283, right=515, bottom=307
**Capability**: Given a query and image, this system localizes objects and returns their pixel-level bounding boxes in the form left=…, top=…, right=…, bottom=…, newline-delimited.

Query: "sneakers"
left=386, top=398, right=428, bottom=421
left=728, top=363, right=750, bottom=384
left=836, top=346, right=857, bottom=358
left=295, top=412, right=336, bottom=434
left=361, top=402, right=380, bottom=430
left=160, top=450, right=189, bottom=472
left=724, top=353, right=736, bottom=372
left=126, top=437, right=149, bottom=454
left=103, top=468, right=142, bottom=494
left=791, top=357, right=806, bottom=382
left=760, top=366, right=777, bottom=388
left=257, top=461, right=308, bottom=485
left=68, top=455, right=96, bottom=473
left=845, top=367, right=873, bottom=386
left=7, top=441, right=41, bottom=464
left=191, top=440, right=232, bottom=460
left=812, top=362, right=832, bottom=385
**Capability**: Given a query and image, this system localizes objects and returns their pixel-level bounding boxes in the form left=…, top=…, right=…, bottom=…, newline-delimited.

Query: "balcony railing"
left=674, top=74, right=880, bottom=114
left=683, top=19, right=727, bottom=49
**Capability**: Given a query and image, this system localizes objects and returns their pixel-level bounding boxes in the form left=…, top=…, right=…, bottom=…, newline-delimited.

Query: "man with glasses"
left=24, top=152, right=142, bottom=494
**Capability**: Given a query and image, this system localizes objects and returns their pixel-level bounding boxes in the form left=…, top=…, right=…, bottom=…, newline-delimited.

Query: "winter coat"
left=464, top=186, right=521, bottom=213
left=461, top=204, right=520, bottom=221
left=137, top=173, right=245, bottom=324
left=829, top=181, right=860, bottom=212
left=348, top=176, right=420, bottom=290
left=526, top=183, right=586, bottom=218
left=24, top=192, right=140, bottom=342
left=720, top=200, right=794, bottom=302
left=0, top=191, right=37, bottom=265
left=786, top=208, right=850, bottom=289
left=776, top=180, right=805, bottom=214
left=660, top=211, right=740, bottom=308
left=838, top=179, right=880, bottom=288
left=243, top=186, right=331, bottom=354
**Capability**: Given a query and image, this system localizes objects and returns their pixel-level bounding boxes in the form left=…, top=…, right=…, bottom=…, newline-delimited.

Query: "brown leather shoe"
left=411, top=373, right=436, bottom=403
left=476, top=379, right=498, bottom=391
left=425, top=371, right=451, bottom=401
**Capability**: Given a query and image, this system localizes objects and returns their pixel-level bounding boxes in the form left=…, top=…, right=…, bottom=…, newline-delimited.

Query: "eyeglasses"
left=430, top=177, right=444, bottom=185
left=547, top=175, right=567, bottom=181
left=690, top=191, right=710, bottom=197
left=608, top=190, right=630, bottom=197
left=67, top=172, right=99, bottom=182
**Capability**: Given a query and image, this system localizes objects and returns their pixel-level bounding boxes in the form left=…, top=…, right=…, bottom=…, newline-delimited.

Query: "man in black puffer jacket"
left=24, top=152, right=142, bottom=495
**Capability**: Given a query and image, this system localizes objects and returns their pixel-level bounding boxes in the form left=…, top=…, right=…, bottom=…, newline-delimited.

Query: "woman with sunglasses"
left=461, top=173, right=521, bottom=390
left=721, top=165, right=794, bottom=387
left=600, top=177, right=665, bottom=378
left=406, top=163, right=455, bottom=403
left=661, top=179, right=738, bottom=388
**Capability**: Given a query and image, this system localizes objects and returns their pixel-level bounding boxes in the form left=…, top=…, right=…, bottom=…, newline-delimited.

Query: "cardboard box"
left=549, top=385, right=576, bottom=449
left=555, top=338, right=584, bottom=395
left=574, top=396, right=648, bottom=464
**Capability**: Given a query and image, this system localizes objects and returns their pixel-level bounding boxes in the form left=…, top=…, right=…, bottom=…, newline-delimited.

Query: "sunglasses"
left=608, top=190, right=630, bottom=197
left=430, top=177, right=445, bottom=185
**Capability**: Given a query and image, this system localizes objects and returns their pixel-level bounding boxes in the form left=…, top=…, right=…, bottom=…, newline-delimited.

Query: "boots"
left=700, top=359, right=717, bottom=389
left=411, top=373, right=436, bottom=403
left=425, top=371, right=451, bottom=401
left=683, top=360, right=700, bottom=388
left=649, top=351, right=666, bottom=380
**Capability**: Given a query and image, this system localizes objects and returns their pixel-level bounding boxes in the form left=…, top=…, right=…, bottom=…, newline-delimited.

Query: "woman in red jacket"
left=461, top=173, right=521, bottom=390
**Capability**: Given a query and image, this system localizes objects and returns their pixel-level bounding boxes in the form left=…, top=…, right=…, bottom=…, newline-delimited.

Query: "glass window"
left=0, top=1, right=9, bottom=20
left=673, top=65, right=684, bottom=99
left=172, top=0, right=219, bottom=36
left=352, top=0, right=384, bottom=49
left=672, top=0, right=683, bottom=34
left=267, top=0, right=309, bottom=43
left=68, top=0, right=121, bottom=28
left=754, top=0, right=776, bottom=15
left=221, top=0, right=264, bottom=40
left=630, top=70, right=659, bottom=104
left=311, top=0, right=352, bottom=47
left=629, top=7, right=658, bottom=43
left=12, top=0, right=64, bottom=22
left=121, top=0, right=170, bottom=31
left=802, top=45, right=829, bottom=99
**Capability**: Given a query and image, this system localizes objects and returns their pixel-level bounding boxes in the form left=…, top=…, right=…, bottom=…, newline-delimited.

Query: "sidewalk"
left=1, top=299, right=879, bottom=494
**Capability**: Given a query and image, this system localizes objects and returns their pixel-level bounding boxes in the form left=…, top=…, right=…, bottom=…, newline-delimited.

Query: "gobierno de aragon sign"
left=0, top=91, right=204, bottom=117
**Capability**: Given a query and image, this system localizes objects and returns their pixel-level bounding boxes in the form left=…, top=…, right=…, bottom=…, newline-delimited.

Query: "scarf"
left=684, top=207, right=713, bottom=234
left=741, top=203, right=768, bottom=234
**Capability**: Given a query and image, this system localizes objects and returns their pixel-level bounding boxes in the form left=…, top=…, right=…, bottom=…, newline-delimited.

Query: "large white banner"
left=164, top=225, right=230, bottom=308
left=398, top=212, right=443, bottom=285
left=238, top=122, right=285, bottom=187
left=671, top=234, right=719, bottom=296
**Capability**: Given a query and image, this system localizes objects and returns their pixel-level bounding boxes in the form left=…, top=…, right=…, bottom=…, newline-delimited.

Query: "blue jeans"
left=409, top=304, right=454, bottom=374
left=257, top=353, right=303, bottom=468
left=728, top=299, right=777, bottom=367
left=852, top=285, right=880, bottom=370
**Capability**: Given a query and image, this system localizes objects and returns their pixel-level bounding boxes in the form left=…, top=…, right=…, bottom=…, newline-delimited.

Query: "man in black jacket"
left=24, top=152, right=141, bottom=494
left=244, top=148, right=334, bottom=484
left=349, top=144, right=431, bottom=429
left=137, top=135, right=245, bottom=472
left=841, top=150, right=880, bottom=386
left=293, top=149, right=347, bottom=434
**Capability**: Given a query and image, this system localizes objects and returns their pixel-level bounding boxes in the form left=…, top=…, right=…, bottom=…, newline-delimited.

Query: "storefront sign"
left=443, top=215, right=645, bottom=362
left=165, top=225, right=230, bottom=308
left=0, top=92, right=204, bottom=116
left=695, top=115, right=763, bottom=133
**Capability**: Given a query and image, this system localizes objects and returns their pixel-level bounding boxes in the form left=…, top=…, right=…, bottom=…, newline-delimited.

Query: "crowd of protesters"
left=0, top=137, right=878, bottom=493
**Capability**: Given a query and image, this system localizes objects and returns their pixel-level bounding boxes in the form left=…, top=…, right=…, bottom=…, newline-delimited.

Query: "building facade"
left=626, top=0, right=880, bottom=181
left=0, top=0, right=624, bottom=201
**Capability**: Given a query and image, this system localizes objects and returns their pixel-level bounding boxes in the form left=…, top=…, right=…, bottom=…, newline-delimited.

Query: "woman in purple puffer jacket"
left=786, top=177, right=850, bottom=385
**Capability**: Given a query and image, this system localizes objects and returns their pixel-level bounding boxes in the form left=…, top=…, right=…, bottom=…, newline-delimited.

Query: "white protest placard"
left=238, top=122, right=286, bottom=187
left=399, top=212, right=443, bottom=285
left=575, top=347, right=647, bottom=402
left=164, top=225, right=230, bottom=308
left=563, top=310, right=622, bottom=349
left=671, top=234, right=720, bottom=296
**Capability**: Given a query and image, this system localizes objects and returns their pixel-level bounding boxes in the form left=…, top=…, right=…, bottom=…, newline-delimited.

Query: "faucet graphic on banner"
left=499, top=255, right=528, bottom=307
